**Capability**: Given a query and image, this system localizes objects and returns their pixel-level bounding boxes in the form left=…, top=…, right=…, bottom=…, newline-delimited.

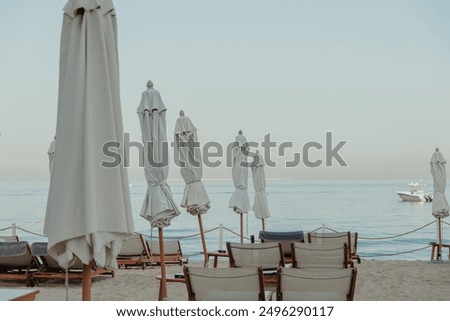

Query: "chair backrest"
left=184, top=266, right=265, bottom=301
left=259, top=231, right=304, bottom=258
left=291, top=242, right=348, bottom=268
left=226, top=242, right=284, bottom=270
left=146, top=239, right=181, bottom=256
left=0, top=241, right=39, bottom=269
left=308, top=231, right=352, bottom=262
left=119, top=233, right=150, bottom=257
left=276, top=267, right=357, bottom=301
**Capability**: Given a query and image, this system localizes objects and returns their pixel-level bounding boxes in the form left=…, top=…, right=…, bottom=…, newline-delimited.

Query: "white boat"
left=396, top=182, right=432, bottom=202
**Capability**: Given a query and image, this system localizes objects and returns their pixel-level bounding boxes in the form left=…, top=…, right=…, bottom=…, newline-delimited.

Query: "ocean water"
left=0, top=179, right=446, bottom=262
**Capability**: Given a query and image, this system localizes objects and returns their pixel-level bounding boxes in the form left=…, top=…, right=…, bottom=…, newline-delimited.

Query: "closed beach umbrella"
left=229, top=130, right=250, bottom=243
left=45, top=0, right=134, bottom=300
left=174, top=111, right=211, bottom=266
left=430, top=148, right=449, bottom=260
left=251, top=150, right=270, bottom=231
left=138, top=81, right=180, bottom=300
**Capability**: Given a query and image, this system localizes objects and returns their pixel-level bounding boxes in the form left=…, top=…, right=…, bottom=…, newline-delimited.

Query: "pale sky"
left=1, top=0, right=450, bottom=182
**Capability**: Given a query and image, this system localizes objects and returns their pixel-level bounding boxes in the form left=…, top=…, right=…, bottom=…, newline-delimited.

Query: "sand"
left=1, top=259, right=450, bottom=301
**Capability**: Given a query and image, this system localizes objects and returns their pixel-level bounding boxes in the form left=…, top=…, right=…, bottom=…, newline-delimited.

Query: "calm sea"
left=0, top=179, right=446, bottom=262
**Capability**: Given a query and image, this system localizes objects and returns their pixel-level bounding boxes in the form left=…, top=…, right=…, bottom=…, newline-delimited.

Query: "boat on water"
left=396, top=182, right=432, bottom=202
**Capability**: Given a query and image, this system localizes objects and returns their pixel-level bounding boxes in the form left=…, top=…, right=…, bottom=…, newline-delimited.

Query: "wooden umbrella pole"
left=158, top=227, right=167, bottom=300
left=82, top=261, right=92, bottom=301
left=240, top=213, right=244, bottom=243
left=438, top=217, right=442, bottom=260
left=197, top=215, right=209, bottom=267
left=262, top=219, right=266, bottom=232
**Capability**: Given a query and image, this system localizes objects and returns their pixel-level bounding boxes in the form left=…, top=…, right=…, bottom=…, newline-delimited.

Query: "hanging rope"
left=358, top=221, right=435, bottom=240
left=15, top=226, right=47, bottom=237
left=361, top=244, right=431, bottom=258
left=140, top=226, right=221, bottom=239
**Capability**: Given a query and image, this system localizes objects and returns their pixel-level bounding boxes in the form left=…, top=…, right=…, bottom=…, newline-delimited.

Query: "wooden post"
left=438, top=217, right=442, bottom=260
left=197, top=215, right=209, bottom=267
left=158, top=227, right=167, bottom=300
left=82, top=261, right=92, bottom=301
left=240, top=213, right=244, bottom=243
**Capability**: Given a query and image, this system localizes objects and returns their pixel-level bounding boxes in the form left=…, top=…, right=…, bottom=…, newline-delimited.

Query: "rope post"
left=12, top=223, right=16, bottom=237
left=219, top=223, right=223, bottom=252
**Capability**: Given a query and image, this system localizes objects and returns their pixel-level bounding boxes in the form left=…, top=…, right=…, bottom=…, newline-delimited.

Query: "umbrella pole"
left=262, top=219, right=266, bottom=231
left=158, top=227, right=167, bottom=300
left=240, top=213, right=244, bottom=243
left=438, top=217, right=442, bottom=260
left=82, top=261, right=92, bottom=301
left=197, top=215, right=209, bottom=267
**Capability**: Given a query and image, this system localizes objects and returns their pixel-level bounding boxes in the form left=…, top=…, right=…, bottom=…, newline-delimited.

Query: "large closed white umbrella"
left=229, top=130, right=250, bottom=243
left=45, top=0, right=134, bottom=301
left=174, top=111, right=210, bottom=266
left=430, top=148, right=449, bottom=260
left=138, top=81, right=180, bottom=300
left=251, top=150, right=270, bottom=231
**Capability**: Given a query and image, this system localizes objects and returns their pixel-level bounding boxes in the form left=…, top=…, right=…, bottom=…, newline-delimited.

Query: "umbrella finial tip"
left=179, top=110, right=185, bottom=116
left=238, top=129, right=243, bottom=135
left=146, top=80, right=154, bottom=88
left=436, top=147, right=439, bottom=152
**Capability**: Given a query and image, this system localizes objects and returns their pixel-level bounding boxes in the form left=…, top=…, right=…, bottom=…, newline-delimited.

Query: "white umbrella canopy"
left=431, top=148, right=449, bottom=219
left=137, top=81, right=180, bottom=299
left=430, top=148, right=449, bottom=261
left=251, top=150, right=270, bottom=230
left=45, top=0, right=134, bottom=300
left=229, top=130, right=250, bottom=242
left=138, top=81, right=180, bottom=227
left=174, top=111, right=210, bottom=265
left=174, top=111, right=210, bottom=215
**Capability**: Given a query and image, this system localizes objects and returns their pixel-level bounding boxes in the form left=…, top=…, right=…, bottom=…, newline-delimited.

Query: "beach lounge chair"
left=276, top=267, right=357, bottom=301
left=146, top=239, right=188, bottom=265
left=117, top=233, right=152, bottom=269
left=183, top=266, right=268, bottom=301
left=259, top=230, right=304, bottom=264
left=307, top=231, right=353, bottom=265
left=31, top=242, right=114, bottom=282
left=291, top=242, right=349, bottom=269
left=0, top=241, right=40, bottom=286
left=226, top=242, right=284, bottom=284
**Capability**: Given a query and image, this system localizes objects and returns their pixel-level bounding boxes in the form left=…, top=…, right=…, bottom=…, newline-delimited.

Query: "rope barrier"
left=15, top=226, right=47, bottom=237
left=140, top=227, right=221, bottom=239
left=361, top=244, right=431, bottom=258
left=0, top=221, right=445, bottom=259
left=358, top=221, right=435, bottom=240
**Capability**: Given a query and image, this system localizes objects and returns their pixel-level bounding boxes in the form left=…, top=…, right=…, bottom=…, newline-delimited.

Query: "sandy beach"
left=2, top=259, right=450, bottom=301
